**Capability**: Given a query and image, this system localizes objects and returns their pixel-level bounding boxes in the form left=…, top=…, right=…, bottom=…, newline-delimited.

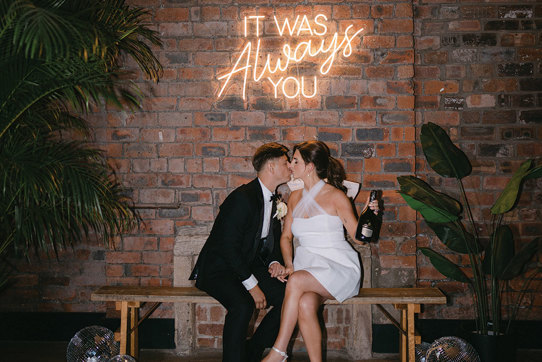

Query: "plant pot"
left=467, top=332, right=516, bottom=362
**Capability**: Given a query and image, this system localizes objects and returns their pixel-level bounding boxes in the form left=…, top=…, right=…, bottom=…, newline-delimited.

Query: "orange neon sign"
left=217, top=15, right=364, bottom=100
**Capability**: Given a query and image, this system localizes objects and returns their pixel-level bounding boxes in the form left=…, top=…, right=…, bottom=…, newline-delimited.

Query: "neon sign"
left=217, top=15, right=364, bottom=100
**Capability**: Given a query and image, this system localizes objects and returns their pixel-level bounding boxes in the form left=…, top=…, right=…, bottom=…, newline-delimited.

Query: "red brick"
left=223, top=157, right=253, bottom=173
left=371, top=4, right=394, bottom=18
left=155, top=8, right=189, bottom=22
left=129, top=265, right=160, bottom=277
left=301, top=111, right=339, bottom=125
left=178, top=97, right=214, bottom=111
left=424, top=111, right=460, bottom=126
left=380, top=255, right=416, bottom=268
left=212, top=127, right=245, bottom=141
left=360, top=96, right=395, bottom=109
left=352, top=4, right=370, bottom=18
left=380, top=19, right=413, bottom=33
left=105, top=252, right=141, bottom=264
left=501, top=33, right=535, bottom=47
left=282, top=126, right=318, bottom=141
left=192, top=206, right=215, bottom=221
left=139, top=189, right=176, bottom=204
left=159, top=23, right=192, bottom=37
left=364, top=158, right=381, bottom=173
left=397, top=35, right=413, bottom=48
left=363, top=35, right=395, bottom=48
left=449, top=20, right=480, bottom=32
left=177, top=128, right=211, bottom=142
left=231, top=112, right=265, bottom=126
left=141, top=219, right=175, bottom=235
left=178, top=67, right=214, bottom=80
left=341, top=111, right=377, bottom=126
left=141, top=129, right=175, bottom=143
left=193, top=175, right=227, bottom=188
left=159, top=144, right=193, bottom=157
left=424, top=51, right=448, bottom=64
left=365, top=66, right=395, bottom=79
left=318, top=127, right=352, bottom=141
left=142, top=252, right=172, bottom=265
left=424, top=80, right=459, bottom=95
left=332, top=5, right=350, bottom=19
left=396, top=3, right=413, bottom=18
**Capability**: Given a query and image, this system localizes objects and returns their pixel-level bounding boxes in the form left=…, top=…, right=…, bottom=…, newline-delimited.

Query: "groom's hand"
left=248, top=285, right=267, bottom=309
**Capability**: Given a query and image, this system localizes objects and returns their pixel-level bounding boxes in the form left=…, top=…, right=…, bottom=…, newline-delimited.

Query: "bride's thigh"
left=287, top=270, right=333, bottom=300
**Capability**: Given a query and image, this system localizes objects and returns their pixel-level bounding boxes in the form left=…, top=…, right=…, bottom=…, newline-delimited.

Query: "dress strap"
left=293, top=179, right=327, bottom=218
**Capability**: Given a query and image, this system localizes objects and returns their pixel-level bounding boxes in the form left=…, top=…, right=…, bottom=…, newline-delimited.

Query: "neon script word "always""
left=217, top=15, right=364, bottom=100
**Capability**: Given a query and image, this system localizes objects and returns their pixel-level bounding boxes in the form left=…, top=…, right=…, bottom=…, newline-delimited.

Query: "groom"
left=189, top=142, right=291, bottom=362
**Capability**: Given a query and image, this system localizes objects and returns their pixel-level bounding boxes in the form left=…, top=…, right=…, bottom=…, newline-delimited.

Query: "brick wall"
left=1, top=0, right=540, bottom=355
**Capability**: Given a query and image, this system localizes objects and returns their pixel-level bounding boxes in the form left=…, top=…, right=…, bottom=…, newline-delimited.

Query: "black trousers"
left=196, top=263, right=285, bottom=362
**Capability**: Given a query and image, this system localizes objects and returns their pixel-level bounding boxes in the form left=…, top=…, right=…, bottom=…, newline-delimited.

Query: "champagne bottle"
left=355, top=190, right=380, bottom=243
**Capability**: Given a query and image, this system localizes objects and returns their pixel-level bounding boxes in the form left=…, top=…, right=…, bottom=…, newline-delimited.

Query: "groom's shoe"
left=246, top=339, right=265, bottom=362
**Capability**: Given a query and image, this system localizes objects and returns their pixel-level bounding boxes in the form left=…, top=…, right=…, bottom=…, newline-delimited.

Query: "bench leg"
left=407, top=304, right=418, bottom=362
left=115, top=301, right=140, bottom=358
left=117, top=301, right=129, bottom=355
left=400, top=307, right=407, bottom=362
left=394, top=304, right=421, bottom=362
left=130, top=304, right=139, bottom=360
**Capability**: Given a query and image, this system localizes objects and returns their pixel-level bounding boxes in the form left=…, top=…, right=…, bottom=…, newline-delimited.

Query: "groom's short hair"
left=252, top=142, right=289, bottom=172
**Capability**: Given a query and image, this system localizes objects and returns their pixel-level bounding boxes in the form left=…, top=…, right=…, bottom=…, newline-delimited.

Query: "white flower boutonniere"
left=274, top=200, right=287, bottom=221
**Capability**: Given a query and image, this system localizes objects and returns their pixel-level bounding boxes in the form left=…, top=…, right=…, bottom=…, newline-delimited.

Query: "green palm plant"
left=0, top=0, right=162, bottom=286
left=398, top=122, right=541, bottom=336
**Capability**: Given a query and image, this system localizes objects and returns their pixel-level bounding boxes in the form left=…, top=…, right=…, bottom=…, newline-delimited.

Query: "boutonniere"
left=272, top=194, right=287, bottom=221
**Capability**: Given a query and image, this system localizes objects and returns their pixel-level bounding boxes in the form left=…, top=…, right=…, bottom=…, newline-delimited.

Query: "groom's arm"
left=213, top=190, right=254, bottom=282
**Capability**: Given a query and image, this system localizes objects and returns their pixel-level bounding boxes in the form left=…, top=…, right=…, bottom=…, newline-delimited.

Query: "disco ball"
left=66, top=325, right=119, bottom=362
left=108, top=355, right=136, bottom=362
left=415, top=341, right=431, bottom=362
left=426, top=336, right=480, bottom=362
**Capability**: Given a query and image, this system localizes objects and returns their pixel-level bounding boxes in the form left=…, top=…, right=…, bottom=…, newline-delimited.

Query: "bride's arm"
left=276, top=190, right=301, bottom=281
left=336, top=191, right=378, bottom=245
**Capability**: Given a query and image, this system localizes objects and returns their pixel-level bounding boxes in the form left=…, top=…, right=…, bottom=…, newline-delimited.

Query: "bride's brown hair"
left=293, top=140, right=347, bottom=194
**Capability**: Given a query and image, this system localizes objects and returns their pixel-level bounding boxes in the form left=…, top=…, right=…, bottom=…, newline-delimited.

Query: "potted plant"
left=0, top=0, right=162, bottom=286
left=397, top=122, right=541, bottom=361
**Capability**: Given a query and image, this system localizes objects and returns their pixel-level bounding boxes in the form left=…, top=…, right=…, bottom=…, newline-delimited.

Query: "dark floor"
left=1, top=341, right=541, bottom=361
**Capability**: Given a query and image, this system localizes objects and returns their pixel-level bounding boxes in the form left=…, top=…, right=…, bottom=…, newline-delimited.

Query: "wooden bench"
left=91, top=286, right=446, bottom=361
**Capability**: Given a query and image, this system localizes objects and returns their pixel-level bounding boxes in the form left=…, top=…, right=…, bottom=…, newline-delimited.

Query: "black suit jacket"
left=189, top=178, right=283, bottom=286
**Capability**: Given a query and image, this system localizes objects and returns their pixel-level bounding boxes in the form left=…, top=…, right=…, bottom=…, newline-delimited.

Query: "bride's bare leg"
left=262, top=271, right=332, bottom=362
left=298, top=292, right=325, bottom=362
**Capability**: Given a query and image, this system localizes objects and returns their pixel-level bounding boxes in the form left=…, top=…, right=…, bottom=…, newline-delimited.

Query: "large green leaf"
left=426, top=221, right=477, bottom=254
left=491, top=160, right=533, bottom=215
left=398, top=176, right=461, bottom=223
left=483, top=225, right=514, bottom=276
left=420, top=122, right=472, bottom=179
left=524, top=165, right=542, bottom=180
left=500, top=237, right=540, bottom=280
left=420, top=247, right=472, bottom=284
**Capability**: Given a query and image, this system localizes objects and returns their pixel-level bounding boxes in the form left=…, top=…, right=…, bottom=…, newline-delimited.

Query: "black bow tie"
left=270, top=193, right=281, bottom=202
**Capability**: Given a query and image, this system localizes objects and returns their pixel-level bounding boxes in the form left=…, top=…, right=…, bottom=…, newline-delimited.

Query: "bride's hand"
left=277, top=266, right=294, bottom=283
left=367, top=196, right=379, bottom=214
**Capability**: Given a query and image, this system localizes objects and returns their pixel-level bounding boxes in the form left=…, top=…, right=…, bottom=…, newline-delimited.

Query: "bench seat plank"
left=91, top=285, right=446, bottom=305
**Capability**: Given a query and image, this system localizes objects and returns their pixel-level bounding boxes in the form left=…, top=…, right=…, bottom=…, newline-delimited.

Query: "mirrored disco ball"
left=108, top=355, right=136, bottom=362
left=415, top=341, right=431, bottom=362
left=426, top=336, right=480, bottom=362
left=66, top=325, right=119, bottom=362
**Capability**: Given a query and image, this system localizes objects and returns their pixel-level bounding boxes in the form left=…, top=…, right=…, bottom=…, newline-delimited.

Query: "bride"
left=263, top=140, right=379, bottom=362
